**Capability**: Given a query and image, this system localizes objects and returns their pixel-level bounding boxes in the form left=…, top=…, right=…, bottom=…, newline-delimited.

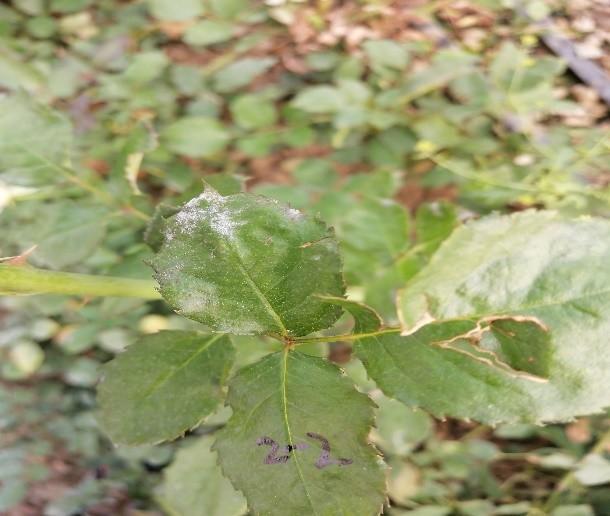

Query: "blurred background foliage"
left=0, top=0, right=609, bottom=514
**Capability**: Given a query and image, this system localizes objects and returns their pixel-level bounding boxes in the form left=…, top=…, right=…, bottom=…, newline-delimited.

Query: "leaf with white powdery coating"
left=214, top=350, right=386, bottom=516
left=150, top=190, right=345, bottom=336
left=97, top=331, right=234, bottom=445
left=357, top=211, right=610, bottom=424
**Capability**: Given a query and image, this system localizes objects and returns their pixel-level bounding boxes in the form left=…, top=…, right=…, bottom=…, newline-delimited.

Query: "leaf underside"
left=357, top=211, right=610, bottom=424
left=97, top=331, right=234, bottom=445
left=214, top=350, right=385, bottom=516
left=150, top=189, right=345, bottom=336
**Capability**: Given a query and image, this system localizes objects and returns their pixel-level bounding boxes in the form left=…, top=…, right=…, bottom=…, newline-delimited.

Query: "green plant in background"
left=2, top=181, right=610, bottom=514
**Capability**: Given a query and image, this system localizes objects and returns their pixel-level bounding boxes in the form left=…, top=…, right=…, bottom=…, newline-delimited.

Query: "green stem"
left=0, top=264, right=160, bottom=299
left=433, top=155, right=541, bottom=194
left=293, top=327, right=401, bottom=345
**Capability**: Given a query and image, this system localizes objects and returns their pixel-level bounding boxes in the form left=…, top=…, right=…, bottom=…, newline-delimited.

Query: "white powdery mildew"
left=164, top=226, right=175, bottom=242
left=177, top=282, right=219, bottom=316
left=215, top=316, right=264, bottom=334
left=174, top=190, right=242, bottom=240
left=285, top=207, right=304, bottom=221
left=157, top=262, right=184, bottom=283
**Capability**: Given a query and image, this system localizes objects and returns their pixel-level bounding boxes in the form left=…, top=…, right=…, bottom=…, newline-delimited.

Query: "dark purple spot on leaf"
left=306, top=432, right=352, bottom=468
left=256, top=436, right=307, bottom=464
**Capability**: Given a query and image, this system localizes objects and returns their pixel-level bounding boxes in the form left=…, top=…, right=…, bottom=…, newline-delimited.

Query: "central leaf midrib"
left=280, top=350, right=319, bottom=515
left=221, top=239, right=288, bottom=336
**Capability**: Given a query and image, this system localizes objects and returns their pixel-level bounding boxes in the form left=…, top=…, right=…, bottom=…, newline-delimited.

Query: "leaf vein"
left=281, top=350, right=319, bottom=516
left=137, top=334, right=224, bottom=401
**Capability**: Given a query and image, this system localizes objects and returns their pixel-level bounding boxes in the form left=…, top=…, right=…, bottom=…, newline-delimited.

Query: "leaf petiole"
left=291, top=327, right=401, bottom=346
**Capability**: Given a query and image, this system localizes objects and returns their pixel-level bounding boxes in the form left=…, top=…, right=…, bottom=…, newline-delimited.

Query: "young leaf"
left=184, top=20, right=236, bottom=47
left=357, top=211, right=610, bottom=424
left=157, top=435, right=247, bottom=516
left=363, top=40, right=410, bottom=71
left=414, top=202, right=459, bottom=255
left=371, top=394, right=432, bottom=457
left=150, top=190, right=345, bottom=336
left=214, top=350, right=385, bottom=516
left=337, top=197, right=410, bottom=283
left=317, top=295, right=383, bottom=333
left=292, top=85, right=346, bottom=114
left=162, top=117, right=230, bottom=158
left=147, top=0, right=203, bottom=21
left=144, top=203, right=180, bottom=252
left=97, top=331, right=234, bottom=445
left=230, top=93, right=277, bottom=130
left=212, top=58, right=277, bottom=93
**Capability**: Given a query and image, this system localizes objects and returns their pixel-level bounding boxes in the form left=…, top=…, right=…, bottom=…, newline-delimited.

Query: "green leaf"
left=25, top=16, right=57, bottom=39
left=144, top=172, right=245, bottom=252
left=204, top=172, right=246, bottom=195
left=414, top=202, right=459, bottom=255
left=337, top=197, right=410, bottom=282
left=157, top=435, right=247, bottom=516
left=0, top=48, right=46, bottom=93
left=97, top=331, right=234, bottom=445
left=184, top=20, right=236, bottom=46
left=208, top=0, right=247, bottom=19
left=147, top=0, right=204, bottom=21
left=292, top=85, right=345, bottom=114
left=551, top=506, right=595, bottom=516
left=399, top=50, right=477, bottom=102
left=485, top=318, right=552, bottom=378
left=214, top=350, right=385, bottom=516
left=293, top=159, right=339, bottom=189
left=236, top=133, right=278, bottom=157
left=357, top=211, right=610, bottom=424
left=371, top=394, right=432, bottom=456
left=574, top=455, right=610, bottom=487
left=366, top=127, right=416, bottom=168
left=1, top=200, right=109, bottom=269
left=122, top=51, right=168, bottom=85
left=144, top=203, right=180, bottom=252
left=230, top=94, right=277, bottom=129
left=0, top=94, right=72, bottom=186
left=150, top=189, right=345, bottom=336
left=51, top=0, right=93, bottom=13
left=317, top=295, right=382, bottom=333
left=162, top=117, right=230, bottom=158
left=9, top=341, right=44, bottom=376
left=363, top=39, right=410, bottom=71
left=212, top=58, right=276, bottom=93
left=355, top=319, right=543, bottom=425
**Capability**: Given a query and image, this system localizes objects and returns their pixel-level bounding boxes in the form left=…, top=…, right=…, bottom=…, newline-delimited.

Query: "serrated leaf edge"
left=213, top=349, right=388, bottom=516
